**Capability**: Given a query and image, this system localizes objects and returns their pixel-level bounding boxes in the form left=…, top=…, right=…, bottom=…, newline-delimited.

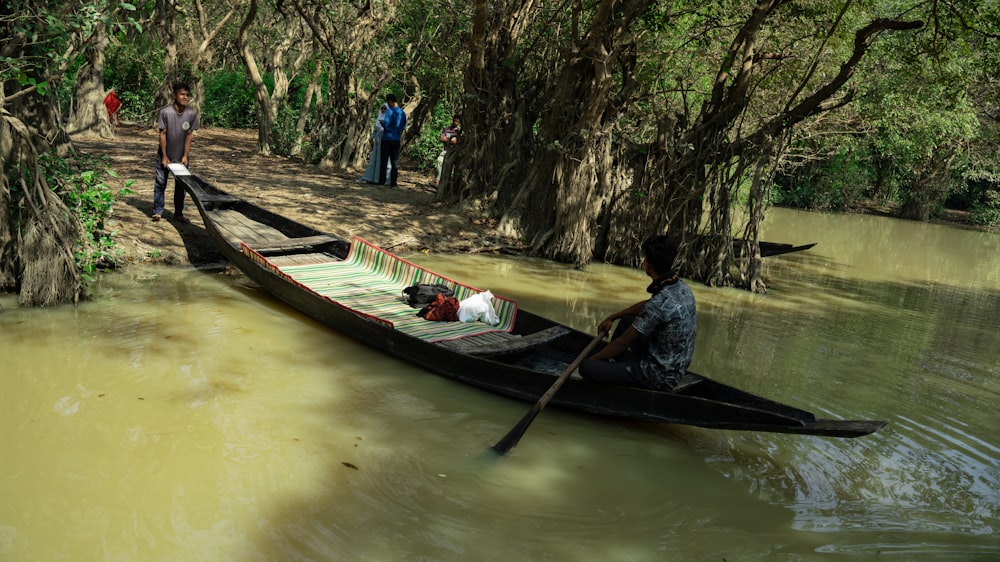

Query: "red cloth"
left=103, top=91, right=122, bottom=116
left=420, top=293, right=460, bottom=322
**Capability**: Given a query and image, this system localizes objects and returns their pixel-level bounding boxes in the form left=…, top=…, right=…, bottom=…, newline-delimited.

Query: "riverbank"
left=74, top=125, right=987, bottom=270
left=73, top=125, right=509, bottom=268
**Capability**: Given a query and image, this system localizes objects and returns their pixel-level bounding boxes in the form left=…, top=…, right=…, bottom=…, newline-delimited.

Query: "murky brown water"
left=2, top=208, right=998, bottom=560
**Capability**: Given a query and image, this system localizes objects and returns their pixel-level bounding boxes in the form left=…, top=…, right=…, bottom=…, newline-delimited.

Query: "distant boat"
left=754, top=241, right=816, bottom=257
left=692, top=234, right=817, bottom=258
left=168, top=164, right=884, bottom=438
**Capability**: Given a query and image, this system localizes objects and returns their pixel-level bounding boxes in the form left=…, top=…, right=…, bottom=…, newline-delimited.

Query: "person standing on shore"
left=378, top=93, right=406, bottom=188
left=433, top=114, right=461, bottom=185
left=360, top=103, right=389, bottom=184
left=103, top=89, right=122, bottom=127
left=151, top=82, right=199, bottom=223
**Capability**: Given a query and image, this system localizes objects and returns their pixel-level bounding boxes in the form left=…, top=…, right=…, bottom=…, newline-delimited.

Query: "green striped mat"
left=240, top=237, right=517, bottom=342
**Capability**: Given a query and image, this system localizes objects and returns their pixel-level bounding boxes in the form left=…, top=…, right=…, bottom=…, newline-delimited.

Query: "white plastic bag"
left=458, top=290, right=500, bottom=325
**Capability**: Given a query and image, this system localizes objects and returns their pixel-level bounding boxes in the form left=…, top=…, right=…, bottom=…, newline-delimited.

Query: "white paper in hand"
left=167, top=163, right=190, bottom=176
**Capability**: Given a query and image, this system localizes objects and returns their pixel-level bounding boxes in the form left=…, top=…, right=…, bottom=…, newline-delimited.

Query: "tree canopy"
left=2, top=0, right=999, bottom=305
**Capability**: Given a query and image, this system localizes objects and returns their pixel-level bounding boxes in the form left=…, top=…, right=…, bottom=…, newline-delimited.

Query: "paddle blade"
left=492, top=405, right=543, bottom=455
left=491, top=331, right=605, bottom=456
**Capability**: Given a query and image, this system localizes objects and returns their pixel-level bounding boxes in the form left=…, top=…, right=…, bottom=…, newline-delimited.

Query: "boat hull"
left=170, top=167, right=885, bottom=438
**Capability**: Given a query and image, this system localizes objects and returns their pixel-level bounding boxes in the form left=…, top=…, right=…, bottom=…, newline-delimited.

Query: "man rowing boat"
left=580, top=235, right=697, bottom=391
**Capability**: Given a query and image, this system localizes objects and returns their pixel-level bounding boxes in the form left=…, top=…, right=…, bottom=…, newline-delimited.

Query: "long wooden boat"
left=168, top=165, right=885, bottom=438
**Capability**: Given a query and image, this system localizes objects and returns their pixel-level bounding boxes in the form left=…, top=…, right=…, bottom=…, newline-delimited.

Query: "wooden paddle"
left=492, top=330, right=607, bottom=455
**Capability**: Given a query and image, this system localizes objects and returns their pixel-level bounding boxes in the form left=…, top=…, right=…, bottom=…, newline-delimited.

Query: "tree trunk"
left=739, top=144, right=776, bottom=292
left=897, top=147, right=957, bottom=221
left=602, top=7, right=923, bottom=290
left=238, top=0, right=274, bottom=155
left=238, top=0, right=305, bottom=156
left=154, top=0, right=179, bottom=114
left=0, top=102, right=16, bottom=292
left=506, top=0, right=648, bottom=266
left=403, top=93, right=438, bottom=149
left=65, top=24, right=114, bottom=138
left=292, top=61, right=324, bottom=158
left=441, top=0, right=548, bottom=205
left=185, top=0, right=247, bottom=118
left=288, top=0, right=399, bottom=170
left=1, top=86, right=83, bottom=305
left=315, top=85, right=374, bottom=171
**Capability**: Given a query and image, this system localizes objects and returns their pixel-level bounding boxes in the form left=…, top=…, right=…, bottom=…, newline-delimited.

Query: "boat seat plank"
left=199, top=194, right=240, bottom=203
left=223, top=223, right=267, bottom=242
left=221, top=210, right=273, bottom=232
left=438, top=325, right=571, bottom=357
left=267, top=253, right=343, bottom=267
left=208, top=209, right=287, bottom=244
left=249, top=235, right=340, bottom=253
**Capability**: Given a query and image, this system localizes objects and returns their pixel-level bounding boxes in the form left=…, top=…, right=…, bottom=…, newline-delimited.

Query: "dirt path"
left=73, top=125, right=506, bottom=267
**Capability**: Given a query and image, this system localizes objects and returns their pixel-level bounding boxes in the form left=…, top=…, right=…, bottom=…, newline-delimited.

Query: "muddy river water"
left=1, top=208, right=998, bottom=560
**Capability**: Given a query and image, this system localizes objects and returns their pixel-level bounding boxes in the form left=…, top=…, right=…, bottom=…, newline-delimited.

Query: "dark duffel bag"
left=402, top=283, right=454, bottom=308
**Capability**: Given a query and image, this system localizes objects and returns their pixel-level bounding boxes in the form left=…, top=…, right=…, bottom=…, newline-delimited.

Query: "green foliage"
left=404, top=102, right=459, bottom=172
left=105, top=40, right=162, bottom=121
left=851, top=17, right=981, bottom=212
left=5, top=1, right=144, bottom=106
left=970, top=190, right=1000, bottom=227
left=961, top=159, right=1000, bottom=226
left=85, top=0, right=1000, bottom=225
left=201, top=70, right=257, bottom=128
left=772, top=5, right=991, bottom=216
left=53, top=55, right=86, bottom=119
left=773, top=143, right=877, bottom=211
left=271, top=104, right=309, bottom=157
left=264, top=70, right=325, bottom=158
left=43, top=153, right=135, bottom=279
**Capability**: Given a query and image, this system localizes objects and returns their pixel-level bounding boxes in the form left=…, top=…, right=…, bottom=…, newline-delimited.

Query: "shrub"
left=45, top=153, right=135, bottom=281
left=970, top=190, right=1000, bottom=227
left=271, top=101, right=320, bottom=158
left=201, top=70, right=257, bottom=128
left=404, top=102, right=459, bottom=172
left=772, top=145, right=876, bottom=210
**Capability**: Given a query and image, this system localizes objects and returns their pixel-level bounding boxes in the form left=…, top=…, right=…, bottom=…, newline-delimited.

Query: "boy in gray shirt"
left=151, top=82, right=199, bottom=223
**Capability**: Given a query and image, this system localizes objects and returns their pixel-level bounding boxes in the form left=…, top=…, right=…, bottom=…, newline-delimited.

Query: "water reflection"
left=1, top=208, right=999, bottom=559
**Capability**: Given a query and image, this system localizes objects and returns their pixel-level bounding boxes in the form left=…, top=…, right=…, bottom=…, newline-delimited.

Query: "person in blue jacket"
left=378, top=93, right=406, bottom=188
